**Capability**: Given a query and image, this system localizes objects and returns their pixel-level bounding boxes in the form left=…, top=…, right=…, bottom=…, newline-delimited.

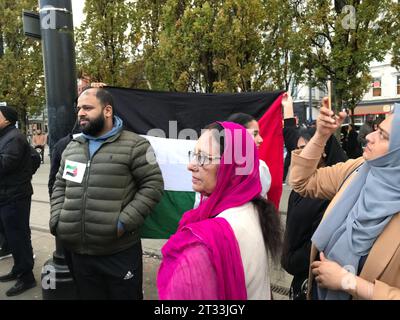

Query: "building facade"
left=354, top=54, right=400, bottom=124
left=292, top=83, right=325, bottom=125
left=292, top=54, right=399, bottom=126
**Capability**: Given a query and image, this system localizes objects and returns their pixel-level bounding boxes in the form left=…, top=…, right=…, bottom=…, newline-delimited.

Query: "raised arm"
left=289, top=98, right=355, bottom=200
left=282, top=92, right=295, bottom=120
left=282, top=93, right=300, bottom=153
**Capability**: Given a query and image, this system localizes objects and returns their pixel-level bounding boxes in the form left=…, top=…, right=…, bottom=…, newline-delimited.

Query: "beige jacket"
left=290, top=149, right=400, bottom=300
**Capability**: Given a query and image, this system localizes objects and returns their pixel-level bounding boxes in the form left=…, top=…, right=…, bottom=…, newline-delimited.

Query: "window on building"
left=311, top=87, right=316, bottom=99
left=372, top=77, right=381, bottom=97
left=397, top=76, right=400, bottom=95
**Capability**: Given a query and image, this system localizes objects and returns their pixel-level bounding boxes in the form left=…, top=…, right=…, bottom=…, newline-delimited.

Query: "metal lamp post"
left=23, top=0, right=78, bottom=299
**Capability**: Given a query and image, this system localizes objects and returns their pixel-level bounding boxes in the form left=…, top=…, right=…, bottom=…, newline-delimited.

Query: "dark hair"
left=298, top=127, right=315, bottom=143
left=251, top=197, right=282, bottom=262
left=95, top=88, right=114, bottom=109
left=298, top=127, right=347, bottom=167
left=374, top=118, right=383, bottom=127
left=205, top=122, right=282, bottom=262
left=79, top=86, right=114, bottom=110
left=365, top=115, right=375, bottom=127
left=226, top=113, right=256, bottom=129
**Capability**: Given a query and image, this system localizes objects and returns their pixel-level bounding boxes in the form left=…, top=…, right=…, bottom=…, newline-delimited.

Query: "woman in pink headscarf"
left=157, top=122, right=282, bottom=300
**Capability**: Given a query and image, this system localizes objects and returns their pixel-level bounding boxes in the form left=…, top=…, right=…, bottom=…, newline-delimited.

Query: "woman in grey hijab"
left=289, top=99, right=400, bottom=300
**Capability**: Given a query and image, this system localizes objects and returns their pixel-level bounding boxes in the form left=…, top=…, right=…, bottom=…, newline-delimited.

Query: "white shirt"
left=217, top=203, right=271, bottom=300
left=259, top=160, right=271, bottom=198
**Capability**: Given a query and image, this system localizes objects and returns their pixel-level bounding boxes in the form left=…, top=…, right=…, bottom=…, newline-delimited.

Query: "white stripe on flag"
left=142, top=135, right=196, bottom=192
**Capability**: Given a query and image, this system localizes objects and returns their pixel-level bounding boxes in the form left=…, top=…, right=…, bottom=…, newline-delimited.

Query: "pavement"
left=0, top=157, right=293, bottom=300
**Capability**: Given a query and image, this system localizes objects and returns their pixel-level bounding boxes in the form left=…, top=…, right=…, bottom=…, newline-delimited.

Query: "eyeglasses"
left=188, top=151, right=220, bottom=167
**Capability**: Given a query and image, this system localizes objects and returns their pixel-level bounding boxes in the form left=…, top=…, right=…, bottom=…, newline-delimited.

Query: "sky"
left=71, top=0, right=85, bottom=28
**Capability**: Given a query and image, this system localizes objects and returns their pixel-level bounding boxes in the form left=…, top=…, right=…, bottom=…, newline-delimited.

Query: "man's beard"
left=80, top=114, right=105, bottom=136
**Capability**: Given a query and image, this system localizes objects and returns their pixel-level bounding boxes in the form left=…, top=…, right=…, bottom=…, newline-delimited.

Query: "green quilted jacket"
left=50, top=130, right=164, bottom=255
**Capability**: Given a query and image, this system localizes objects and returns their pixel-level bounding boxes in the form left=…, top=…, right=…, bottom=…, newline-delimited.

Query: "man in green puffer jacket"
left=50, top=87, right=164, bottom=300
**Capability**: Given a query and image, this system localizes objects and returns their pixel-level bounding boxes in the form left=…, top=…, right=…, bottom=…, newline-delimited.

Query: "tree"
left=76, top=0, right=397, bottom=105
left=294, top=0, right=394, bottom=116
left=0, top=0, right=45, bottom=133
left=144, top=0, right=266, bottom=93
left=75, top=0, right=132, bottom=86
left=128, top=0, right=168, bottom=89
left=253, top=0, right=307, bottom=94
left=131, top=0, right=167, bottom=50
left=389, top=2, right=400, bottom=69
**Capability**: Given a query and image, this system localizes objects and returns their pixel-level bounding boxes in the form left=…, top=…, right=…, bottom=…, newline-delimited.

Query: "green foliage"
left=0, top=0, right=45, bottom=130
left=294, top=0, right=394, bottom=113
left=144, top=0, right=266, bottom=93
left=75, top=0, right=397, bottom=106
left=254, top=0, right=307, bottom=93
left=390, top=2, right=400, bottom=69
left=75, top=0, right=134, bottom=87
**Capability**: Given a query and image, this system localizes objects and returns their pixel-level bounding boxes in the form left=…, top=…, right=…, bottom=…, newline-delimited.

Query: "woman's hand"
left=311, top=252, right=352, bottom=291
left=282, top=92, right=294, bottom=119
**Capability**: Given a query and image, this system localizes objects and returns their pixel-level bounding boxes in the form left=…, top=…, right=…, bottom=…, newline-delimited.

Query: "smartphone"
left=327, top=80, right=332, bottom=110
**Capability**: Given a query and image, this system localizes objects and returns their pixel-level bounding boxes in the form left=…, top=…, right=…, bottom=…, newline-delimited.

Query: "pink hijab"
left=179, top=121, right=262, bottom=227
left=157, top=122, right=262, bottom=300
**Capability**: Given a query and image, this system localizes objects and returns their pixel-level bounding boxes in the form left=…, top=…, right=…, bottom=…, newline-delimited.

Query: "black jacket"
left=281, top=119, right=348, bottom=287
left=345, top=129, right=363, bottom=159
left=48, top=133, right=74, bottom=197
left=0, top=125, right=33, bottom=204
left=282, top=193, right=328, bottom=278
left=283, top=118, right=299, bottom=181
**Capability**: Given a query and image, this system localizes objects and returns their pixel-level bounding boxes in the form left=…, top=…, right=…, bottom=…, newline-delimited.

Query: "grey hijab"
left=312, top=105, right=400, bottom=300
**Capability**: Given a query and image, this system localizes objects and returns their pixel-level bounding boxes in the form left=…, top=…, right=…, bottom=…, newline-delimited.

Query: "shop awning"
left=352, top=104, right=393, bottom=116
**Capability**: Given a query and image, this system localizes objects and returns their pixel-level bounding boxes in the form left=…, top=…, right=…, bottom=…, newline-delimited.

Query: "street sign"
left=0, top=102, right=7, bottom=106
left=23, top=11, right=41, bottom=40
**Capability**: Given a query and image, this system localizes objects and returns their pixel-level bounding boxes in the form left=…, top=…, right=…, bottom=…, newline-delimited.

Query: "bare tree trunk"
left=0, top=30, right=4, bottom=58
left=18, top=108, right=28, bottom=135
left=333, top=81, right=343, bottom=142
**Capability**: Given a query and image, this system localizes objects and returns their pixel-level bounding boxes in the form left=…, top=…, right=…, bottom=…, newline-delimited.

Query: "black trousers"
left=0, top=197, right=35, bottom=283
left=70, top=242, right=143, bottom=300
left=289, top=275, right=308, bottom=300
left=0, top=228, right=8, bottom=251
left=34, top=145, right=45, bottom=163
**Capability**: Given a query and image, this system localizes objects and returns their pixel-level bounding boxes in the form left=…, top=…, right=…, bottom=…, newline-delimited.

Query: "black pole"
left=39, top=0, right=77, bottom=300
left=39, top=0, right=77, bottom=152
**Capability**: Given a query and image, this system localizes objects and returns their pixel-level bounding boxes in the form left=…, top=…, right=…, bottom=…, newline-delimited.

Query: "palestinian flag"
left=108, top=87, right=284, bottom=239
left=65, top=164, right=78, bottom=177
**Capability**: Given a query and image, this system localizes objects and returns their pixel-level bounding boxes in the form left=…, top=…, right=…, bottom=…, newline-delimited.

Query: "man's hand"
left=316, top=97, right=347, bottom=140
left=117, top=220, right=125, bottom=238
left=90, top=82, right=107, bottom=88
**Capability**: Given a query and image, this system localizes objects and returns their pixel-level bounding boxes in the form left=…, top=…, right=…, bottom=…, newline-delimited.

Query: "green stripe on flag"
left=141, top=191, right=196, bottom=239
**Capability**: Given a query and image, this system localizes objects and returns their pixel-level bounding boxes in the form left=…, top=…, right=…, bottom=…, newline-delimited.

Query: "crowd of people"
left=0, top=87, right=399, bottom=300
